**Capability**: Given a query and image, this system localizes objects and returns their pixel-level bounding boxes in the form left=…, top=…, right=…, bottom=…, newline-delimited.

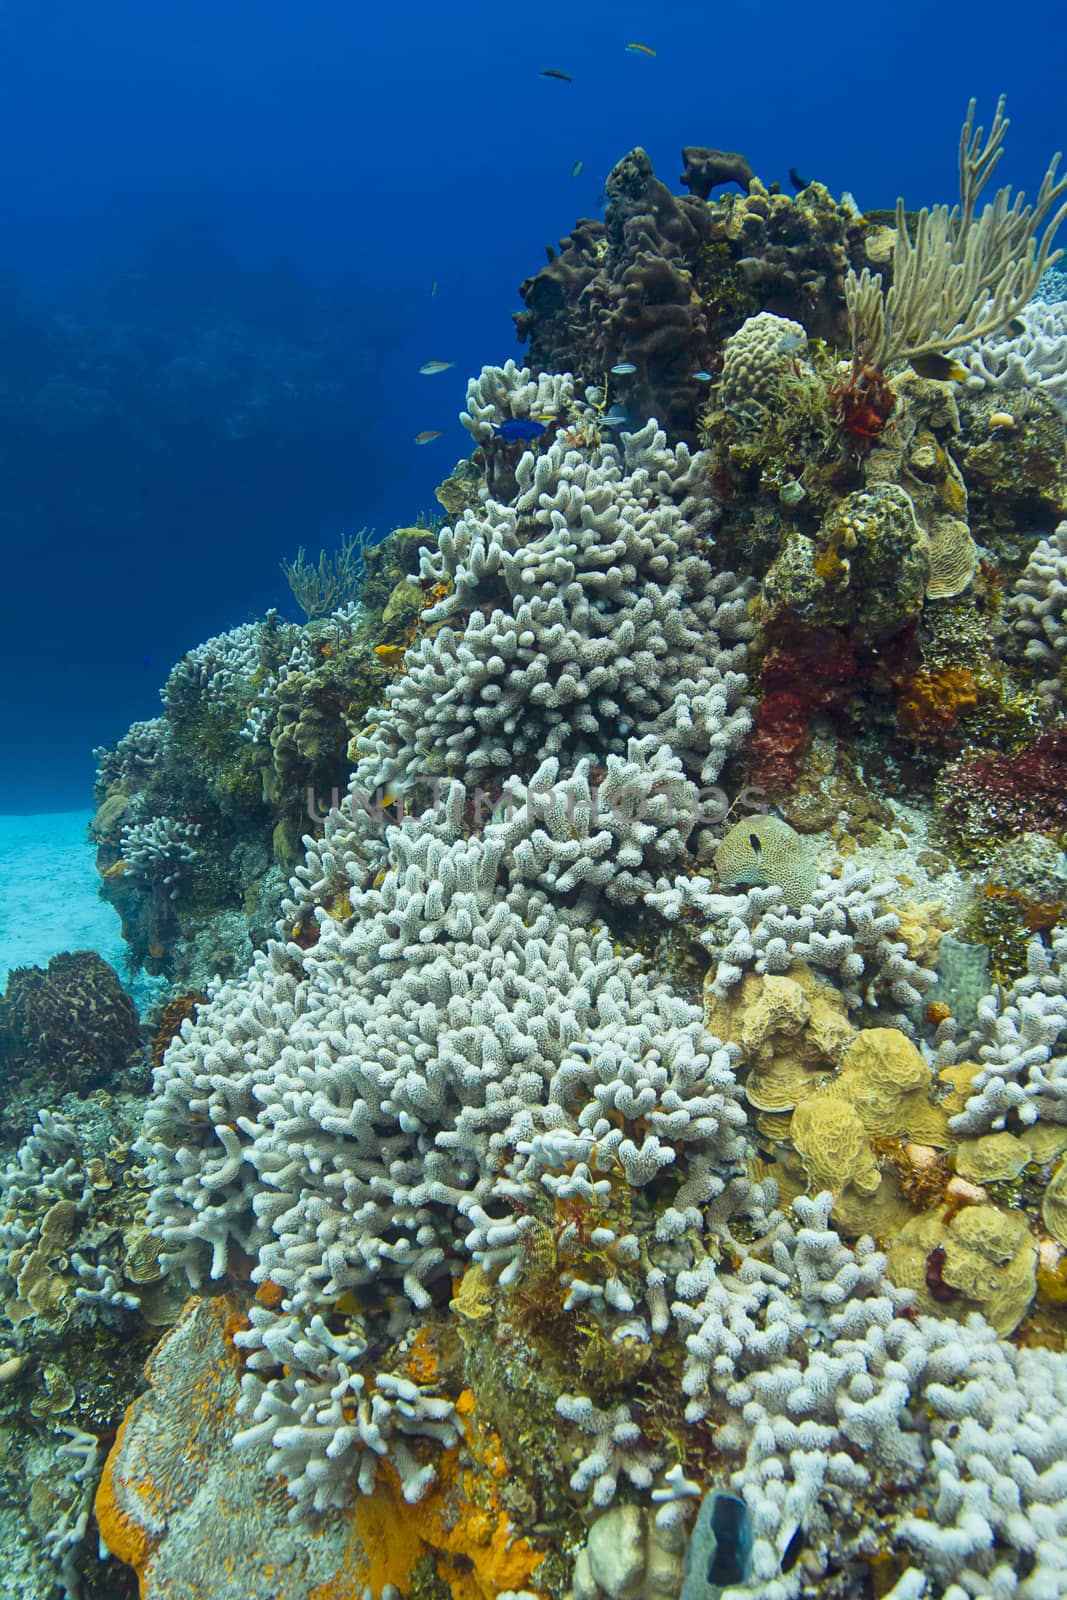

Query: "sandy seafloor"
left=0, top=811, right=128, bottom=985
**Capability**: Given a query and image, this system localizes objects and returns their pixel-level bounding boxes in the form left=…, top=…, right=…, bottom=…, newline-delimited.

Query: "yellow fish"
left=626, top=41, right=656, bottom=56
left=374, top=644, right=406, bottom=664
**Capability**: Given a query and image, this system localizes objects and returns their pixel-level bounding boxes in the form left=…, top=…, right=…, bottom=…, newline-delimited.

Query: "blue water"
left=0, top=0, right=1064, bottom=811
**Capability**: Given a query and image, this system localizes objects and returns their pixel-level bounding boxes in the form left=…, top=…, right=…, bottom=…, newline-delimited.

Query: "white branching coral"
left=119, top=815, right=201, bottom=891
left=555, top=1394, right=663, bottom=1507
left=648, top=860, right=935, bottom=1023
left=1006, top=521, right=1067, bottom=709
left=161, top=619, right=268, bottom=715
left=357, top=405, right=753, bottom=791
left=671, top=1194, right=1067, bottom=1600
left=959, top=296, right=1067, bottom=415
left=232, top=1309, right=458, bottom=1517
left=938, top=928, right=1067, bottom=1133
left=143, top=779, right=750, bottom=1513
left=492, top=737, right=699, bottom=906
left=461, top=359, right=582, bottom=443
left=42, top=1425, right=102, bottom=1600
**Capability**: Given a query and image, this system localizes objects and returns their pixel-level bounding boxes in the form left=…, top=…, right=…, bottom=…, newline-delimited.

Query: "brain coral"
left=713, top=815, right=818, bottom=912
left=719, top=312, right=808, bottom=411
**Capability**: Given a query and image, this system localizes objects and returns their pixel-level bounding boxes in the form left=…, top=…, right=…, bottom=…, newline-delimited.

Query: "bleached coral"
left=232, top=1308, right=458, bottom=1517
left=119, top=815, right=201, bottom=891
left=959, top=296, right=1067, bottom=416
left=461, top=358, right=582, bottom=443
left=161, top=619, right=268, bottom=715
left=672, top=1194, right=1067, bottom=1600
left=554, top=1394, right=663, bottom=1508
left=41, top=1425, right=102, bottom=1600
left=648, top=859, right=935, bottom=1023
left=1006, top=521, right=1067, bottom=709
left=358, top=411, right=753, bottom=791
left=143, top=779, right=751, bottom=1511
left=940, top=927, right=1067, bottom=1133
left=240, top=603, right=361, bottom=749
left=491, top=737, right=699, bottom=906
left=0, top=1111, right=145, bottom=1340
left=92, top=716, right=165, bottom=791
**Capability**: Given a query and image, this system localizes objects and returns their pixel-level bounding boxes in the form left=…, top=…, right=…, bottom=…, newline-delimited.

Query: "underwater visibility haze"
left=2, top=0, right=1067, bottom=1597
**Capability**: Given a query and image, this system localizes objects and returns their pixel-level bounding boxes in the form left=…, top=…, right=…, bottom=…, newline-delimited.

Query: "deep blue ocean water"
left=0, top=0, right=1063, bottom=812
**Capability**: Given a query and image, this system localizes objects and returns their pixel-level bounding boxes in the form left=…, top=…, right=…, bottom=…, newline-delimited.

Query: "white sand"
left=0, top=811, right=127, bottom=985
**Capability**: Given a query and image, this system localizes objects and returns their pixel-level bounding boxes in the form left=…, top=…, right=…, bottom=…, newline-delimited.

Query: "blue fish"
left=492, top=418, right=547, bottom=441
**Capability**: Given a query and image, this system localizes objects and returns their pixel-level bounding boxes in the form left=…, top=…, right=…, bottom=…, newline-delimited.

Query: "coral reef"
left=47, top=96, right=1067, bottom=1600
left=91, top=526, right=434, bottom=987
left=514, top=147, right=867, bottom=443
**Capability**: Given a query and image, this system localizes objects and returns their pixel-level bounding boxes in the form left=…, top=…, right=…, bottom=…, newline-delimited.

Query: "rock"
left=587, top=1505, right=646, bottom=1600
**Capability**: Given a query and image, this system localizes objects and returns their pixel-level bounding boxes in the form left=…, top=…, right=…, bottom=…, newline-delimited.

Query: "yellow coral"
left=704, top=965, right=853, bottom=1115
left=886, top=1203, right=1037, bottom=1334
left=1043, top=1159, right=1067, bottom=1249
left=790, top=1095, right=880, bottom=1198
left=956, top=1132, right=1032, bottom=1184
left=834, top=1029, right=953, bottom=1147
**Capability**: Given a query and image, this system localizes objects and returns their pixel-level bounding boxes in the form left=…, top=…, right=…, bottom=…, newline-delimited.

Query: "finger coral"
left=360, top=399, right=754, bottom=795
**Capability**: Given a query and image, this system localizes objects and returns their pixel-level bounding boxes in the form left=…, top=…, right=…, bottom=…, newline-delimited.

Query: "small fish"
left=374, top=644, right=406, bottom=663
left=571, top=159, right=584, bottom=180
left=419, top=360, right=454, bottom=375
left=1007, top=317, right=1026, bottom=336
left=909, top=351, right=969, bottom=382
left=788, top=167, right=810, bottom=191
left=692, top=370, right=712, bottom=381
left=626, top=41, right=656, bottom=56
left=749, top=832, right=763, bottom=857
left=492, top=417, right=547, bottom=441
left=414, top=429, right=443, bottom=445
left=600, top=407, right=629, bottom=430
left=611, top=362, right=637, bottom=376
left=430, top=278, right=438, bottom=297
left=540, top=68, right=572, bottom=82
